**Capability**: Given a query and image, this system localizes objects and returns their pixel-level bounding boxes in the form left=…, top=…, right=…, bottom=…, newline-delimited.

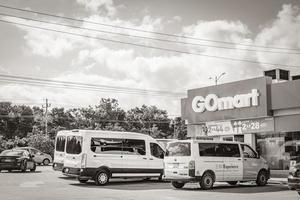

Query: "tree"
left=126, top=105, right=171, bottom=138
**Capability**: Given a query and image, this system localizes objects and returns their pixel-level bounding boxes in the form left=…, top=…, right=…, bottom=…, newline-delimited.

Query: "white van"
left=164, top=140, right=270, bottom=189
left=53, top=131, right=70, bottom=171
left=62, top=130, right=165, bottom=185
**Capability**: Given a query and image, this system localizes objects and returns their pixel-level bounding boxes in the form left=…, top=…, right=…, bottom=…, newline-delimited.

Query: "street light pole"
left=209, top=72, right=226, bottom=85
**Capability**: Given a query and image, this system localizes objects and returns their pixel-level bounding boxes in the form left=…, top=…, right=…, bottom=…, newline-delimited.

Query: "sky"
left=0, top=0, right=300, bottom=117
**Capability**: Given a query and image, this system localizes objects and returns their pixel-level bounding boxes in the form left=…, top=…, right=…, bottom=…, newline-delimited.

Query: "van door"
left=219, top=144, right=243, bottom=181
left=241, top=144, right=260, bottom=180
left=121, top=139, right=151, bottom=176
left=64, top=135, right=83, bottom=169
left=89, top=137, right=123, bottom=171
left=149, top=142, right=164, bottom=173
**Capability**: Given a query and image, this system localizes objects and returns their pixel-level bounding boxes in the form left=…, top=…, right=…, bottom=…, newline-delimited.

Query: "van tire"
left=256, top=170, right=268, bottom=186
left=200, top=172, right=214, bottom=190
left=227, top=181, right=238, bottom=185
left=95, top=170, right=110, bottom=186
left=171, top=181, right=185, bottom=189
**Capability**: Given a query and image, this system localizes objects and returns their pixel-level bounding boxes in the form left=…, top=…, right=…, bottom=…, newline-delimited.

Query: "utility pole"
left=42, top=99, right=51, bottom=135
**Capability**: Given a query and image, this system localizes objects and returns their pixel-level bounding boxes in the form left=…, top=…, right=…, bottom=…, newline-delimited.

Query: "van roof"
left=57, top=129, right=155, bottom=139
left=168, top=139, right=244, bottom=145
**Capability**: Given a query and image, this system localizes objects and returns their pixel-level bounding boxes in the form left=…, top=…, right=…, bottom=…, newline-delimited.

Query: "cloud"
left=255, top=4, right=300, bottom=74
left=2, top=4, right=300, bottom=116
left=76, top=0, right=117, bottom=16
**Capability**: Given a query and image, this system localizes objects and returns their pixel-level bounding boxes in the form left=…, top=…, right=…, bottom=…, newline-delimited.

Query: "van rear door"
left=64, top=135, right=83, bottom=169
left=164, top=142, right=192, bottom=179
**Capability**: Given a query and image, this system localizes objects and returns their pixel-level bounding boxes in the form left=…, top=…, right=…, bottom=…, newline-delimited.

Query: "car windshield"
left=0, top=150, right=24, bottom=156
left=165, top=142, right=191, bottom=157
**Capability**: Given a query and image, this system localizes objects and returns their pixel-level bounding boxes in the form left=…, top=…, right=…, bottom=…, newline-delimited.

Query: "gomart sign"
left=192, top=89, right=259, bottom=113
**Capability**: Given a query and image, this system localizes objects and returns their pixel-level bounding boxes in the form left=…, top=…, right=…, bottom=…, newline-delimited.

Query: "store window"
left=256, top=132, right=300, bottom=170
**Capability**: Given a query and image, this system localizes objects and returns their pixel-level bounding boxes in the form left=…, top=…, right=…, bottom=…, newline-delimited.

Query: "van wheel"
left=200, top=172, right=214, bottom=190
left=43, top=159, right=50, bottom=166
left=171, top=181, right=185, bottom=189
left=227, top=181, right=238, bottom=185
left=256, top=170, right=268, bottom=186
left=95, top=170, right=109, bottom=186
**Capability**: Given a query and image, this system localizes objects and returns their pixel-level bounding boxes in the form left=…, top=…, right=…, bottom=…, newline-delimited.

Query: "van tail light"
left=188, top=160, right=195, bottom=177
left=81, top=153, right=87, bottom=168
left=188, top=160, right=195, bottom=169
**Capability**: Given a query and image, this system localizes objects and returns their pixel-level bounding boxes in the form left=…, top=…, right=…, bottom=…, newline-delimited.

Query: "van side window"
left=219, top=144, right=241, bottom=157
left=199, top=143, right=240, bottom=157
left=150, top=143, right=164, bottom=159
left=199, top=143, right=219, bottom=157
left=91, top=138, right=123, bottom=154
left=123, top=139, right=146, bottom=155
left=241, top=144, right=257, bottom=158
left=91, top=138, right=146, bottom=155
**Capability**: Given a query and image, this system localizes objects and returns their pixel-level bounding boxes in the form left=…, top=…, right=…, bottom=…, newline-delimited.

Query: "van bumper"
left=163, top=176, right=201, bottom=182
left=52, top=163, right=64, bottom=171
left=62, top=167, right=95, bottom=179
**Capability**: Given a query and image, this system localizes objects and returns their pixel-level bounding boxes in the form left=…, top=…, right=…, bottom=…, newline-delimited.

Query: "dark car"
left=288, top=162, right=300, bottom=195
left=0, top=149, right=36, bottom=172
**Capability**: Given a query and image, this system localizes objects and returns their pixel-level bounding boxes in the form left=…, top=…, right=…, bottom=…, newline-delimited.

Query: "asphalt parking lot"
left=0, top=166, right=299, bottom=200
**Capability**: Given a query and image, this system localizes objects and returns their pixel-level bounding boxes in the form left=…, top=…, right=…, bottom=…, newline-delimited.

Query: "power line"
left=0, top=4, right=299, bottom=51
left=1, top=13, right=299, bottom=55
left=0, top=115, right=173, bottom=124
left=0, top=74, right=186, bottom=97
left=0, top=19, right=299, bottom=68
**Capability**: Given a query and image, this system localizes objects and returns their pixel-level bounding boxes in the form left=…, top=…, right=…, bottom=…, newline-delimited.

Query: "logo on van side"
left=192, top=89, right=259, bottom=113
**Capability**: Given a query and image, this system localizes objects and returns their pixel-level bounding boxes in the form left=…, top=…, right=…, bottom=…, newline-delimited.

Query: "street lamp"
left=209, top=72, right=226, bottom=85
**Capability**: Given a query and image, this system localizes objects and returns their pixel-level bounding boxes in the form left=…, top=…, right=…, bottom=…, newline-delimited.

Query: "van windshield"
left=166, top=142, right=191, bottom=157
left=66, top=136, right=82, bottom=154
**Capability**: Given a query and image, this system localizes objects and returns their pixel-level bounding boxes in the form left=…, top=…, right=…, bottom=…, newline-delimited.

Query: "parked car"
left=15, top=147, right=52, bottom=166
left=288, top=162, right=300, bottom=195
left=0, top=149, right=36, bottom=172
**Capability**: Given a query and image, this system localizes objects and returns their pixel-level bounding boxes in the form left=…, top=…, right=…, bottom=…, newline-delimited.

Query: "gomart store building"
left=181, top=75, right=300, bottom=170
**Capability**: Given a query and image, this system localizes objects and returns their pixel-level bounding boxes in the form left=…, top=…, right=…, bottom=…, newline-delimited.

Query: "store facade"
left=181, top=76, right=300, bottom=170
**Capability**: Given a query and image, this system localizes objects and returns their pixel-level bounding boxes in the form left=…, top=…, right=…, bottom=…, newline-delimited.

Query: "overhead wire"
left=0, top=4, right=299, bottom=51
left=1, top=13, right=299, bottom=55
left=0, top=19, right=299, bottom=68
